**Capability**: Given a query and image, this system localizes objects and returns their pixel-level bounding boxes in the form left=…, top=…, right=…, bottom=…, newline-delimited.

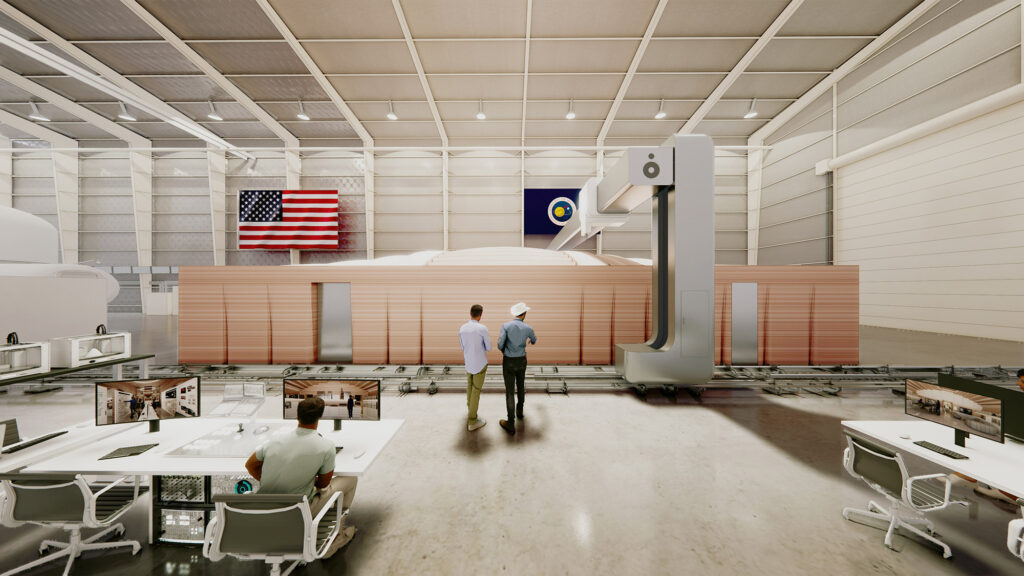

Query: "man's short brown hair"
left=470, top=304, right=483, bottom=318
left=297, top=396, right=325, bottom=425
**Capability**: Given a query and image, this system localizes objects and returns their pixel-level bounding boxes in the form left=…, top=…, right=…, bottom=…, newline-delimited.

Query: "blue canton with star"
left=240, top=190, right=283, bottom=222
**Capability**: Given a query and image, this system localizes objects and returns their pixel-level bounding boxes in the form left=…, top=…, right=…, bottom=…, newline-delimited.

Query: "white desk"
left=20, top=418, right=404, bottom=477
left=843, top=419, right=1024, bottom=497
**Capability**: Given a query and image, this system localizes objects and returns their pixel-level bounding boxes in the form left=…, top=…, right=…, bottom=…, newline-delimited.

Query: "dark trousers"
left=502, top=355, right=527, bottom=422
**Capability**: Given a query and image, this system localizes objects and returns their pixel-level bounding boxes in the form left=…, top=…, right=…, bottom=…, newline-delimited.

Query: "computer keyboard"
left=1, top=430, right=68, bottom=454
left=99, top=443, right=159, bottom=460
left=914, top=440, right=968, bottom=460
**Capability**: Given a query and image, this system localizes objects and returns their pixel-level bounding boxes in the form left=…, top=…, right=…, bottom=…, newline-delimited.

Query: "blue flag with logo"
left=524, top=188, right=580, bottom=235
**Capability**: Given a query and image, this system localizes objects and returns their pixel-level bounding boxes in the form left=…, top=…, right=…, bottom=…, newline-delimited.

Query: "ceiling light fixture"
left=654, top=98, right=666, bottom=120
left=565, top=98, right=576, bottom=120
left=0, top=26, right=247, bottom=158
left=28, top=101, right=49, bottom=122
left=296, top=99, right=310, bottom=121
left=743, top=98, right=758, bottom=119
left=386, top=100, right=398, bottom=121
left=117, top=101, right=136, bottom=122
left=206, top=100, right=223, bottom=121
left=476, top=99, right=486, bottom=120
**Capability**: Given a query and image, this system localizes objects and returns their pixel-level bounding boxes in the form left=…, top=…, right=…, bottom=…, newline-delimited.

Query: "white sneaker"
left=468, top=418, right=486, bottom=431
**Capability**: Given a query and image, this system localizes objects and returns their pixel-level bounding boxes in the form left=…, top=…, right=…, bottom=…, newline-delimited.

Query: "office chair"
left=203, top=492, right=347, bottom=576
left=842, top=434, right=968, bottom=559
left=1008, top=498, right=1024, bottom=563
left=0, top=473, right=144, bottom=576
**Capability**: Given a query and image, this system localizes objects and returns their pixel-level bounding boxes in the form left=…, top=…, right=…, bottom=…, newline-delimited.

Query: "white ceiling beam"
left=119, top=0, right=297, bottom=148
left=52, top=35, right=880, bottom=44
left=596, top=0, right=669, bottom=146
left=0, top=107, right=75, bottom=147
left=0, top=66, right=147, bottom=146
left=749, top=0, right=943, bottom=142
left=0, top=1, right=246, bottom=156
left=392, top=0, right=447, bottom=148
left=520, top=0, right=532, bottom=148
left=678, top=0, right=805, bottom=135
left=254, top=0, right=372, bottom=147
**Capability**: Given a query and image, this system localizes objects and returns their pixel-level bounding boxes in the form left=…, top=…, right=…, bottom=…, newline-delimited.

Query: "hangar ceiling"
left=0, top=0, right=922, bottom=148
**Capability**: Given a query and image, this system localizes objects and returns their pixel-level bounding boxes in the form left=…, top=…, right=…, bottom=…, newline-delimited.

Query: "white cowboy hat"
left=510, top=302, right=530, bottom=317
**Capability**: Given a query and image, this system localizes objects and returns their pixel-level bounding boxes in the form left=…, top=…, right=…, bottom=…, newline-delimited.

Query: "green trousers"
left=466, top=366, right=487, bottom=423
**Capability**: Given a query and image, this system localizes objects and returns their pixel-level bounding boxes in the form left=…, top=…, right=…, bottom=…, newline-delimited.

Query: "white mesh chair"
left=842, top=434, right=968, bottom=559
left=1007, top=499, right=1024, bottom=563
left=0, top=473, right=144, bottom=576
left=203, top=492, right=346, bottom=576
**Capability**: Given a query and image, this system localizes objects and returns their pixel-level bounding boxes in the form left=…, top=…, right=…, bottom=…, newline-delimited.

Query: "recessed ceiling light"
left=117, top=101, right=136, bottom=122
left=565, top=98, right=576, bottom=120
left=476, top=99, right=486, bottom=120
left=206, top=100, right=223, bottom=121
left=296, top=99, right=310, bottom=121
left=654, top=98, right=666, bottom=120
left=743, top=98, right=758, bottom=119
left=386, top=100, right=398, bottom=121
left=28, top=101, right=49, bottom=122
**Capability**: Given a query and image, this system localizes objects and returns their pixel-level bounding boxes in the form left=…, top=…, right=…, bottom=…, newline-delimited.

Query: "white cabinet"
left=0, top=342, right=50, bottom=382
left=50, top=332, right=132, bottom=368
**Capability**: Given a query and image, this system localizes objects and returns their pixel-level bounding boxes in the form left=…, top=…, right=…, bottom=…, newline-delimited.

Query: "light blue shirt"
left=498, top=319, right=536, bottom=358
left=459, top=320, right=492, bottom=375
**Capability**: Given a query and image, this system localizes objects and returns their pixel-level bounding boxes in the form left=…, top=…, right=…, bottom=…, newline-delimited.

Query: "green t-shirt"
left=255, top=427, right=335, bottom=499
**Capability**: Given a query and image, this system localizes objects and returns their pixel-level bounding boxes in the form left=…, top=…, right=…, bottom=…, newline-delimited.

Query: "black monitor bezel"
left=95, top=376, right=201, bottom=426
left=282, top=378, right=381, bottom=422
left=905, top=376, right=1004, bottom=444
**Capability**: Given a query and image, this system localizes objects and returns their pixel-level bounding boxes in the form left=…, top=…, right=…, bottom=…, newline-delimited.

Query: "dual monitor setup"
left=94, top=377, right=381, bottom=432
left=904, top=374, right=1023, bottom=456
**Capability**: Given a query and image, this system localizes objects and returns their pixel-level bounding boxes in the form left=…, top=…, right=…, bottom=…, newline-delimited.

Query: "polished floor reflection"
left=0, top=317, right=1022, bottom=574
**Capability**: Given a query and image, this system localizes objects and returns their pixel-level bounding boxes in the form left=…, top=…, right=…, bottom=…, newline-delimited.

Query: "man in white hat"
left=496, top=302, right=536, bottom=435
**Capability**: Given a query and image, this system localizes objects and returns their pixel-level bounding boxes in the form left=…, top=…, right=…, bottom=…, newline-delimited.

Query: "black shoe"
left=499, top=419, right=516, bottom=435
left=516, top=408, right=524, bottom=420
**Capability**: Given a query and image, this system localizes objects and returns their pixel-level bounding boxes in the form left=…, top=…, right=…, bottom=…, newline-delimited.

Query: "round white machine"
left=0, top=205, right=59, bottom=264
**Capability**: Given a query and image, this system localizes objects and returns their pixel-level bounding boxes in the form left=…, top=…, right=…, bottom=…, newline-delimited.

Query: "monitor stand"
left=149, top=420, right=160, bottom=433
left=334, top=419, right=342, bottom=431
left=955, top=429, right=968, bottom=448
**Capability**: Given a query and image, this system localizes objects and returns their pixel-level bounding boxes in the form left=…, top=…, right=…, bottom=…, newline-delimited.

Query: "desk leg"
left=113, top=363, right=123, bottom=381
left=148, top=475, right=154, bottom=545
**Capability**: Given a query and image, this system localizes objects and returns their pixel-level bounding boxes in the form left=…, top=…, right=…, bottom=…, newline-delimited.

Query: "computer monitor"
left=283, top=379, right=380, bottom=430
left=97, top=376, right=201, bottom=432
left=905, top=377, right=1003, bottom=447
left=936, top=373, right=1024, bottom=443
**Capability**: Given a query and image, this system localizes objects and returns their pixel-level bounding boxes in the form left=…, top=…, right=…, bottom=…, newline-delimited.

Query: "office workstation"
left=3, top=1, right=1024, bottom=574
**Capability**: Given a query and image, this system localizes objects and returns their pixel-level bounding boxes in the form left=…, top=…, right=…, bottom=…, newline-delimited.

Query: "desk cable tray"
left=99, top=443, right=159, bottom=460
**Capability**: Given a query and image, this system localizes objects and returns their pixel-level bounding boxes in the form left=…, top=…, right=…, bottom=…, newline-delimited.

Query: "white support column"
left=207, top=149, right=226, bottom=266
left=364, top=149, right=374, bottom=260
left=442, top=150, right=449, bottom=252
left=53, top=150, right=78, bottom=265
left=0, top=138, right=11, bottom=208
left=286, top=150, right=301, bottom=265
left=746, top=141, right=764, bottom=265
left=129, top=149, right=152, bottom=314
left=596, top=149, right=604, bottom=255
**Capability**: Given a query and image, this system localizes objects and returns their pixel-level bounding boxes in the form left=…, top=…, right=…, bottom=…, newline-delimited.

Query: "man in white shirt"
left=245, top=397, right=357, bottom=556
left=459, top=304, right=491, bottom=431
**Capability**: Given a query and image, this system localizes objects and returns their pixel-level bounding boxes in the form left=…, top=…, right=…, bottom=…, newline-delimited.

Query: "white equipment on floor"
left=841, top=434, right=968, bottom=558
left=1008, top=499, right=1024, bottom=563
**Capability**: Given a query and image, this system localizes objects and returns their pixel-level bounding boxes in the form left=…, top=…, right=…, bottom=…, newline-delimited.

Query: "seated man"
left=245, top=397, right=357, bottom=555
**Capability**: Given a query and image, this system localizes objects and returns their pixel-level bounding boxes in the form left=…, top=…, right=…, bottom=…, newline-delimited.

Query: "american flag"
left=238, top=190, right=339, bottom=250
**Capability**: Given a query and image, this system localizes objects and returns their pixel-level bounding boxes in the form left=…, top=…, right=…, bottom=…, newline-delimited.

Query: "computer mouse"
left=899, top=434, right=911, bottom=440
left=254, top=425, right=270, bottom=435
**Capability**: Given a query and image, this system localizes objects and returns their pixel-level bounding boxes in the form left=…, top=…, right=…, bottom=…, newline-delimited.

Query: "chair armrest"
left=907, top=473, right=953, bottom=510
left=202, top=516, right=219, bottom=560
left=311, top=490, right=343, bottom=527
left=91, top=475, right=130, bottom=498
left=1007, top=518, right=1024, bottom=559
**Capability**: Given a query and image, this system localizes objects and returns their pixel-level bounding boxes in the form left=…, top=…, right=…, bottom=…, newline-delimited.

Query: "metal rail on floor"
left=26, top=363, right=1020, bottom=399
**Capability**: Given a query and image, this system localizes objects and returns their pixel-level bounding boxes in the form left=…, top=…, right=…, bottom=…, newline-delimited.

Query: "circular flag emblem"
left=547, top=197, right=576, bottom=227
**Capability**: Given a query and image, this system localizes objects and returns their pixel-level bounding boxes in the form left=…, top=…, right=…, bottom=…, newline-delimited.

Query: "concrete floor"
left=0, top=317, right=1022, bottom=575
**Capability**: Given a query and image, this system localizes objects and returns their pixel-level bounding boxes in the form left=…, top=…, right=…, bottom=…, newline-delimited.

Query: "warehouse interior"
left=0, top=1, right=1023, bottom=574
